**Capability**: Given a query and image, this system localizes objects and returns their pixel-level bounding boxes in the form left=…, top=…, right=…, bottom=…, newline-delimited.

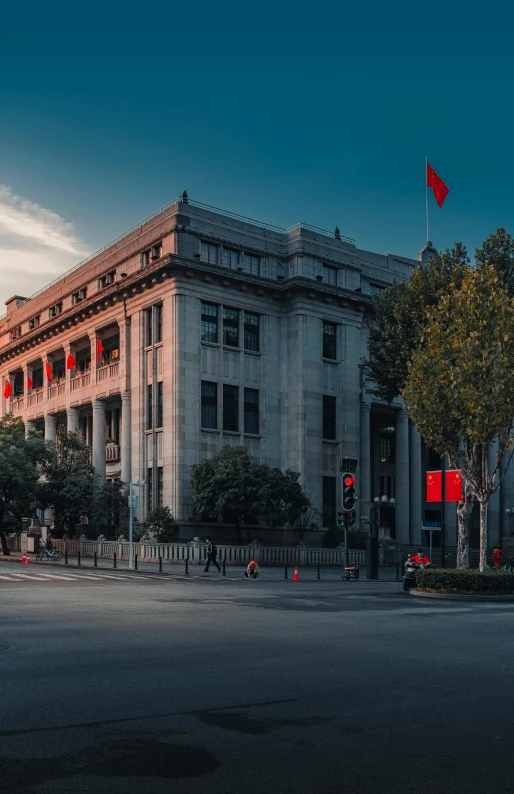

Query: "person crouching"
left=244, top=560, right=260, bottom=579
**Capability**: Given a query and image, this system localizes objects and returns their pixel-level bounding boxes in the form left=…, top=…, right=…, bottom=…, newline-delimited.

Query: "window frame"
left=156, top=381, right=163, bottom=428
left=201, top=380, right=218, bottom=430
left=29, top=315, right=40, bottom=330
left=201, top=242, right=219, bottom=265
left=49, top=302, right=62, bottom=319
left=322, top=265, right=338, bottom=286
left=244, top=388, right=259, bottom=435
left=223, top=307, right=239, bottom=348
left=243, top=253, right=260, bottom=275
left=322, top=321, right=337, bottom=360
left=201, top=302, right=219, bottom=344
left=244, top=311, right=260, bottom=352
left=223, top=384, right=239, bottom=432
left=147, top=384, right=153, bottom=430
left=222, top=248, right=239, bottom=269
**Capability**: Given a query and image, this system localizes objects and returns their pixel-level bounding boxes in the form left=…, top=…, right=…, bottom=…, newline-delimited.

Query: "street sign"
left=423, top=521, right=441, bottom=531
left=128, top=495, right=139, bottom=508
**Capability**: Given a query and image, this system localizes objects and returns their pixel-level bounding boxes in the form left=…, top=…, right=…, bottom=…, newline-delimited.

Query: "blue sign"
left=423, top=520, right=441, bottom=530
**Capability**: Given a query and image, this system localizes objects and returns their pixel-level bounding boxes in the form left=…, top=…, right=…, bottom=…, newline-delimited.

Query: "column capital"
left=397, top=408, right=409, bottom=422
left=360, top=402, right=371, bottom=413
left=92, top=399, right=106, bottom=410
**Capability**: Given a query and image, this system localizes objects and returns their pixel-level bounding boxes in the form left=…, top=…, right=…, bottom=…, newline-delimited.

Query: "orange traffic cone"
left=25, top=551, right=30, bottom=564
left=21, top=552, right=27, bottom=565
left=293, top=566, right=299, bottom=582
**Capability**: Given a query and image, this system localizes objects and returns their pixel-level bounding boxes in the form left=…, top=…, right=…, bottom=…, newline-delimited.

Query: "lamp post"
left=128, top=481, right=145, bottom=570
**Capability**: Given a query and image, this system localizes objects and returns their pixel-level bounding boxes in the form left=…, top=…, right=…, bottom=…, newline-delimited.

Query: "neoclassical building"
left=0, top=196, right=508, bottom=546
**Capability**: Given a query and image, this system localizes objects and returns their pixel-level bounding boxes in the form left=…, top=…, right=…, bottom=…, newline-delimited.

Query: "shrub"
left=416, top=568, right=514, bottom=595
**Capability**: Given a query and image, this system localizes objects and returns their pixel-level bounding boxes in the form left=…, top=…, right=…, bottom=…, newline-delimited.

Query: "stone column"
left=66, top=407, right=80, bottom=434
left=92, top=400, right=106, bottom=482
left=121, top=391, right=131, bottom=491
left=25, top=420, right=36, bottom=437
left=359, top=402, right=371, bottom=524
left=395, top=409, right=410, bottom=545
left=409, top=419, right=422, bottom=545
left=488, top=439, right=501, bottom=547
left=44, top=414, right=57, bottom=443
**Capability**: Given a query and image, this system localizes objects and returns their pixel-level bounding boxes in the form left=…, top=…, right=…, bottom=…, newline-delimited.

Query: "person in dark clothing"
left=204, top=537, right=221, bottom=573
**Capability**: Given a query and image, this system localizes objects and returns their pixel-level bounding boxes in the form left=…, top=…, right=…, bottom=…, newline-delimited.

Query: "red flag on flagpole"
left=426, top=471, right=443, bottom=502
left=45, top=362, right=53, bottom=382
left=27, top=376, right=33, bottom=391
left=96, top=338, right=104, bottom=359
left=66, top=353, right=77, bottom=370
left=445, top=470, right=463, bottom=502
left=3, top=381, right=12, bottom=399
left=427, top=162, right=449, bottom=208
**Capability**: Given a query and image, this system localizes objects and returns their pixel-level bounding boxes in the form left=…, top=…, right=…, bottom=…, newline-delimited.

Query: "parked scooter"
left=402, top=555, right=430, bottom=591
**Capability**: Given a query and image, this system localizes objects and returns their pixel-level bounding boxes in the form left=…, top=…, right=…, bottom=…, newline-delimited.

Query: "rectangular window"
left=323, top=395, right=336, bottom=440
left=370, top=284, right=382, bottom=296
left=223, top=248, right=239, bottom=269
left=98, top=271, right=115, bottom=290
left=201, top=302, right=218, bottom=343
left=243, top=253, right=260, bottom=275
left=380, top=422, right=396, bottom=463
left=147, top=384, right=153, bottom=430
left=223, top=384, right=239, bottom=432
left=10, top=326, right=21, bottom=341
left=29, top=316, right=40, bottom=330
left=72, top=288, right=87, bottom=305
left=49, top=302, right=62, bottom=318
left=157, top=381, right=163, bottom=427
left=322, top=476, right=337, bottom=527
left=244, top=312, right=260, bottom=352
left=155, top=305, right=163, bottom=343
left=141, top=249, right=150, bottom=267
left=322, top=265, right=337, bottom=285
left=151, top=242, right=162, bottom=261
left=157, top=467, right=163, bottom=507
left=201, top=381, right=218, bottom=429
left=201, top=242, right=218, bottom=265
left=322, top=321, right=336, bottom=360
left=244, top=388, right=259, bottom=434
left=147, top=469, right=153, bottom=511
left=223, top=307, right=239, bottom=347
left=145, top=309, right=153, bottom=347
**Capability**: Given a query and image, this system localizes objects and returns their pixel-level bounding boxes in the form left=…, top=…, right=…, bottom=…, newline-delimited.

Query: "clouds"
left=0, top=186, right=88, bottom=308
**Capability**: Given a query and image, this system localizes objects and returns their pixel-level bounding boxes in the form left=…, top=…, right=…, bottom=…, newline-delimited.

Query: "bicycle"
left=36, top=543, right=62, bottom=562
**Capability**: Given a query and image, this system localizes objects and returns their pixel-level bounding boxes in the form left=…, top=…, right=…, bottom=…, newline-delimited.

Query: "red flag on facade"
left=45, top=362, right=53, bottom=382
left=445, top=470, right=463, bottom=502
left=426, top=471, right=442, bottom=502
left=427, top=162, right=449, bottom=208
left=96, top=338, right=104, bottom=359
left=66, top=353, right=77, bottom=370
left=3, top=381, right=12, bottom=399
left=27, top=376, right=33, bottom=391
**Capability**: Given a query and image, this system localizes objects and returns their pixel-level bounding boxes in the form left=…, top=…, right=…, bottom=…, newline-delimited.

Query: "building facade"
left=0, top=196, right=510, bottom=546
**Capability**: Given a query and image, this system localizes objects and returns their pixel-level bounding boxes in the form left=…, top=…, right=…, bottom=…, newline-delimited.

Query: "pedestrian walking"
left=494, top=547, right=501, bottom=569
left=204, top=537, right=221, bottom=573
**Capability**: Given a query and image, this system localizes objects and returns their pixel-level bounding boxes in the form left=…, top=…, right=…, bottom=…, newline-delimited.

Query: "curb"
left=410, top=589, right=514, bottom=602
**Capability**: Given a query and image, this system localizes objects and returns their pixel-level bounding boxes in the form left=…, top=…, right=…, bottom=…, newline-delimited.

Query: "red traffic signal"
left=342, top=472, right=356, bottom=512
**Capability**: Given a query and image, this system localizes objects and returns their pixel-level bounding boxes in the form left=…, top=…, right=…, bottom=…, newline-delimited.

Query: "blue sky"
left=0, top=1, right=513, bottom=305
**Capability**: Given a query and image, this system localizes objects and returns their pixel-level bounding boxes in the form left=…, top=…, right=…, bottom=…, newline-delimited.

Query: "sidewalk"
left=0, top=552, right=401, bottom=582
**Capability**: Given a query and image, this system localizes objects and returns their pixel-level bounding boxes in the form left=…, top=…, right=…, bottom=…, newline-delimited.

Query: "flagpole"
left=425, top=156, right=429, bottom=244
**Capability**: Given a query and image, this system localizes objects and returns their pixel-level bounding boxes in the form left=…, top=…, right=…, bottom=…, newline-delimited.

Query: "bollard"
left=64, top=543, right=68, bottom=565
left=135, top=554, right=138, bottom=570
left=222, top=559, right=226, bottom=577
left=94, top=551, right=97, bottom=568
left=113, top=553, right=117, bottom=569
left=284, top=562, right=288, bottom=579
left=159, top=556, right=162, bottom=573
left=77, top=549, right=81, bottom=567
left=185, top=557, right=189, bottom=575
left=317, top=562, right=321, bottom=580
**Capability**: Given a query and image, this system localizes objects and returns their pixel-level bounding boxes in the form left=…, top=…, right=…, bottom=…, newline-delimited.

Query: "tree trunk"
left=479, top=500, right=488, bottom=571
left=456, top=494, right=473, bottom=569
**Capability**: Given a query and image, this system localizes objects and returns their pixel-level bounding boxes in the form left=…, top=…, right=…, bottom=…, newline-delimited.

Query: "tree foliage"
left=142, top=506, right=178, bottom=543
left=0, top=415, right=47, bottom=555
left=90, top=479, right=128, bottom=538
left=403, top=264, right=514, bottom=570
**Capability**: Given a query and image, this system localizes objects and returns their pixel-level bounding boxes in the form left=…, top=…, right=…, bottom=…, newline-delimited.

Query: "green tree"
left=0, top=415, right=47, bottom=555
left=403, top=264, right=514, bottom=570
left=39, top=428, right=95, bottom=537
left=142, top=506, right=178, bottom=542
left=90, top=479, right=128, bottom=538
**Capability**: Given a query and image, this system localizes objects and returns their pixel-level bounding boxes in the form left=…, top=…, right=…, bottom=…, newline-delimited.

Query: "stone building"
left=0, top=196, right=508, bottom=546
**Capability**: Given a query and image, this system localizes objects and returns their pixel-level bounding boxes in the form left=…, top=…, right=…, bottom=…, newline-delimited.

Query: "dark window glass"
left=155, top=305, right=163, bottom=343
left=147, top=469, right=153, bottom=511
left=147, top=384, right=153, bottom=430
left=145, top=309, right=153, bottom=346
left=201, top=381, right=217, bottom=429
left=158, top=467, right=163, bottom=507
left=223, top=307, right=239, bottom=347
left=323, top=395, right=336, bottom=440
left=323, top=322, right=336, bottom=359
left=244, top=388, right=259, bottom=434
left=370, top=284, right=382, bottom=296
left=243, top=253, right=260, bottom=275
left=157, top=381, right=163, bottom=427
left=244, top=312, right=259, bottom=352
left=322, top=476, right=337, bottom=528
left=223, top=384, right=239, bottom=431
left=201, top=302, right=218, bottom=343
left=379, top=422, right=395, bottom=463
left=223, top=248, right=239, bottom=268
left=322, top=265, right=337, bottom=285
left=201, top=242, right=218, bottom=264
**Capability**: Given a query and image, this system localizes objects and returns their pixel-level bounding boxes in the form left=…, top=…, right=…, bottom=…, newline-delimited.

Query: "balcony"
left=106, top=443, right=120, bottom=462
left=48, top=381, right=66, bottom=400
left=71, top=371, right=91, bottom=392
left=28, top=388, right=44, bottom=407
left=11, top=396, right=24, bottom=414
left=97, top=362, right=119, bottom=383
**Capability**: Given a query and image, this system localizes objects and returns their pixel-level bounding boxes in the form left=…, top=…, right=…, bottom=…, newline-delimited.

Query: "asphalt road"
left=1, top=561, right=513, bottom=794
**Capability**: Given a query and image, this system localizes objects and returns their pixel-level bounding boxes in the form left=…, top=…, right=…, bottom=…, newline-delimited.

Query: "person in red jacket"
left=493, top=548, right=501, bottom=569
left=411, top=549, right=430, bottom=565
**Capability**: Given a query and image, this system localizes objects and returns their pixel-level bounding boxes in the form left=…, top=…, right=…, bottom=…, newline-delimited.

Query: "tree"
left=39, top=428, right=95, bottom=537
left=90, top=479, right=128, bottom=538
left=142, top=506, right=178, bottom=542
left=190, top=446, right=311, bottom=543
left=0, top=415, right=47, bottom=555
left=403, top=264, right=514, bottom=570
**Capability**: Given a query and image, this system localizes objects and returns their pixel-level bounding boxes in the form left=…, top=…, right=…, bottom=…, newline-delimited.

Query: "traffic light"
left=341, top=472, right=356, bottom=512
left=338, top=510, right=356, bottom=529
left=348, top=510, right=356, bottom=529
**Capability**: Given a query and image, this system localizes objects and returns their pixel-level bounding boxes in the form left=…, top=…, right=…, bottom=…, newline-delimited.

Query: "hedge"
left=416, top=568, right=514, bottom=595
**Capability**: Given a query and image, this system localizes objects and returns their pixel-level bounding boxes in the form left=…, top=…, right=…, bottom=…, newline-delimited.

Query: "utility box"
left=27, top=533, right=41, bottom=553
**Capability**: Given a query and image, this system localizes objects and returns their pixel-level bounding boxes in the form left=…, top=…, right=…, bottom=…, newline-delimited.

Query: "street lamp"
left=128, top=481, right=145, bottom=570
left=373, top=495, right=395, bottom=533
